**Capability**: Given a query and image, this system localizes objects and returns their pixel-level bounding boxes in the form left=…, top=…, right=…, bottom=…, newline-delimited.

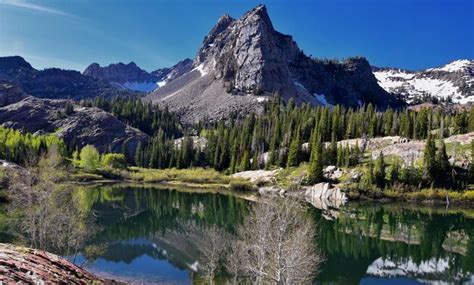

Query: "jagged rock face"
left=152, top=58, right=193, bottom=83
left=82, top=59, right=193, bottom=93
left=194, top=6, right=307, bottom=101
left=0, top=56, right=134, bottom=100
left=0, top=96, right=149, bottom=158
left=147, top=5, right=400, bottom=123
left=373, top=59, right=474, bottom=104
left=0, top=80, right=27, bottom=107
left=83, top=61, right=158, bottom=92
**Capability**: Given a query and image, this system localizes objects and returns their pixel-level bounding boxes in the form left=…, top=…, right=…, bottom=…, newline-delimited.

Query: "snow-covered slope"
left=373, top=59, right=474, bottom=104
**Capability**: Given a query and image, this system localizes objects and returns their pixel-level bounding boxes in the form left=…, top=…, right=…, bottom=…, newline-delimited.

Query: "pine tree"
left=388, top=158, right=400, bottom=186
left=308, top=132, right=323, bottom=184
left=468, top=108, right=474, bottom=132
left=135, top=141, right=143, bottom=167
left=286, top=130, right=301, bottom=168
left=423, top=134, right=437, bottom=183
left=328, top=131, right=338, bottom=166
left=470, top=140, right=474, bottom=184
left=374, top=152, right=386, bottom=188
left=240, top=150, right=250, bottom=171
left=436, top=139, right=451, bottom=186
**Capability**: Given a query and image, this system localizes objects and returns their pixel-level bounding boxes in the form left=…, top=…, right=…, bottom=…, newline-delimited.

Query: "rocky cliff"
left=83, top=61, right=158, bottom=92
left=0, top=83, right=149, bottom=158
left=152, top=58, right=193, bottom=86
left=146, top=5, right=400, bottom=123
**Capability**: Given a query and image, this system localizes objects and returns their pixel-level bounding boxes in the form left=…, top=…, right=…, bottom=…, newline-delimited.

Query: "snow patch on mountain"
left=373, top=59, right=474, bottom=104
left=314, top=93, right=332, bottom=107
left=429, top=59, right=472, bottom=73
left=194, top=64, right=208, bottom=76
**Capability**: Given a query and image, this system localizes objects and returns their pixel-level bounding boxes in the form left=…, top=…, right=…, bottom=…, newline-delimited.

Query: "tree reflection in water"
left=6, top=147, right=96, bottom=260
left=3, top=182, right=474, bottom=284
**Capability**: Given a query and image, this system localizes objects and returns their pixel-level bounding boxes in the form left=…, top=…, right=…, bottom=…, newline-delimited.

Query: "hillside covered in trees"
left=2, top=95, right=473, bottom=202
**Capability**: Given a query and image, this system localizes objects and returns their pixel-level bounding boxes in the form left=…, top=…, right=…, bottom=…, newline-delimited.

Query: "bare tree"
left=228, top=199, right=322, bottom=285
left=180, top=222, right=231, bottom=284
left=7, top=146, right=95, bottom=258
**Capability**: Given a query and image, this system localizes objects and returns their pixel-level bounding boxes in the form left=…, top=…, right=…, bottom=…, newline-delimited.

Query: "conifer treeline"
left=130, top=98, right=473, bottom=176
left=80, top=97, right=183, bottom=138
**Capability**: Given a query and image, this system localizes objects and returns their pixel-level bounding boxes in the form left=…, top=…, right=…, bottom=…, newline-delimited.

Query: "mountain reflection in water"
left=2, top=184, right=472, bottom=284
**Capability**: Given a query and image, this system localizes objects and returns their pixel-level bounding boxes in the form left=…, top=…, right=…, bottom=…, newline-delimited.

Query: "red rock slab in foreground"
left=0, top=243, right=122, bottom=284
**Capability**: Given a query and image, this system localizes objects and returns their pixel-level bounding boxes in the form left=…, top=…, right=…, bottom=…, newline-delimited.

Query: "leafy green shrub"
left=79, top=145, right=101, bottom=172
left=102, top=153, right=127, bottom=169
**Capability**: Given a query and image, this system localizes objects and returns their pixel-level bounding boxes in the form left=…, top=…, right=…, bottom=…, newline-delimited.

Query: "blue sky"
left=0, top=0, right=473, bottom=72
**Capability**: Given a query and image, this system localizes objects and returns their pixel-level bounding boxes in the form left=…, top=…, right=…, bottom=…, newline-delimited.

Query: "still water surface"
left=4, top=184, right=474, bottom=284
left=70, top=185, right=474, bottom=284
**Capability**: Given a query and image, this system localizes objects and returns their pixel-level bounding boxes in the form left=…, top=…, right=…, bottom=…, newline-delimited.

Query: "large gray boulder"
left=304, top=182, right=346, bottom=210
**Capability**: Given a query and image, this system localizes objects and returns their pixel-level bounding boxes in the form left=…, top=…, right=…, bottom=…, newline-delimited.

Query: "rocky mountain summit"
left=146, top=5, right=400, bottom=123
left=0, top=83, right=148, bottom=158
left=373, top=59, right=474, bottom=104
left=83, top=58, right=193, bottom=93
left=83, top=61, right=158, bottom=92
left=0, top=56, right=133, bottom=100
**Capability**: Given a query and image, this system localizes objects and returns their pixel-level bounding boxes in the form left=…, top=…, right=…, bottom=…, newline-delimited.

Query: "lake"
left=2, top=184, right=474, bottom=284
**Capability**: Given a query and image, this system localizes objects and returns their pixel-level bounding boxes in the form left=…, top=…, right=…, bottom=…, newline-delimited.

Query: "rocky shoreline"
left=0, top=243, right=121, bottom=284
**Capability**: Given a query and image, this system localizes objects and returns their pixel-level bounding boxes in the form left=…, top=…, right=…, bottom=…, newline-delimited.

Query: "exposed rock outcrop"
left=147, top=5, right=401, bottom=123
left=0, top=96, right=149, bottom=158
left=304, top=182, right=347, bottom=210
left=0, top=243, right=119, bottom=284
left=0, top=80, right=27, bottom=107
left=232, top=168, right=281, bottom=184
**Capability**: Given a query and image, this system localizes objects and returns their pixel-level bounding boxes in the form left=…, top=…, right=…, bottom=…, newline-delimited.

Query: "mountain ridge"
left=372, top=59, right=473, bottom=104
left=145, top=4, right=402, bottom=123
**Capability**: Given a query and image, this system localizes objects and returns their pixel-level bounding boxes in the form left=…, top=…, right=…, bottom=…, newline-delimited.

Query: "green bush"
left=79, top=145, right=101, bottom=172
left=102, top=153, right=127, bottom=169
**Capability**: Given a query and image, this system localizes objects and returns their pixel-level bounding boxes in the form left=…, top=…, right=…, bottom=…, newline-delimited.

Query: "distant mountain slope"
left=0, top=81, right=148, bottom=158
left=146, top=5, right=401, bottom=123
left=83, top=61, right=158, bottom=92
left=83, top=59, right=193, bottom=93
left=152, top=58, right=193, bottom=87
left=373, top=59, right=473, bottom=104
left=0, top=56, right=133, bottom=100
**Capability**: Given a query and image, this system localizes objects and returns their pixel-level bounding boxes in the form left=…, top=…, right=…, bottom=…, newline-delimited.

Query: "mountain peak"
left=147, top=5, right=400, bottom=123
left=244, top=4, right=269, bottom=18
left=240, top=4, right=273, bottom=29
left=0, top=56, right=34, bottom=71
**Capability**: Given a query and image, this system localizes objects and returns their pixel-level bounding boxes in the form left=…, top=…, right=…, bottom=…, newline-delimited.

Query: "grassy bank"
left=346, top=186, right=474, bottom=204
left=70, top=167, right=256, bottom=191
